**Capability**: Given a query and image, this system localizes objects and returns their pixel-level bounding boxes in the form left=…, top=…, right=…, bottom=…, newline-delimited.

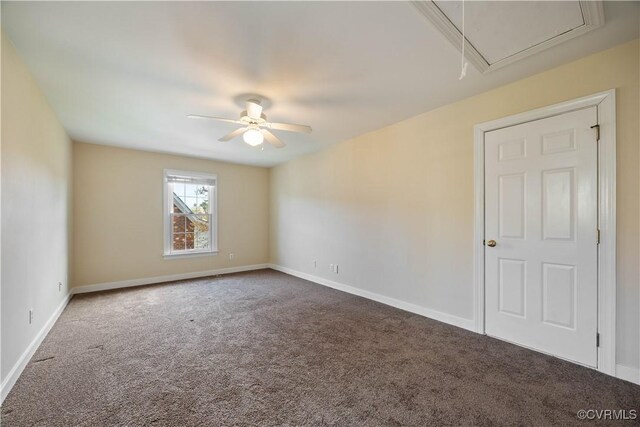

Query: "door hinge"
left=591, top=124, right=600, bottom=141
left=596, top=333, right=600, bottom=347
left=597, top=229, right=601, bottom=245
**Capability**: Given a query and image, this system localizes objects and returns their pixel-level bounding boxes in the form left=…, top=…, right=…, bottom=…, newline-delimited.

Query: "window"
left=164, top=170, right=217, bottom=257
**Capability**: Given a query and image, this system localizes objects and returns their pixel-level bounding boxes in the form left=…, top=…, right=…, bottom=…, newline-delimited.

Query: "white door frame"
left=473, top=90, right=616, bottom=376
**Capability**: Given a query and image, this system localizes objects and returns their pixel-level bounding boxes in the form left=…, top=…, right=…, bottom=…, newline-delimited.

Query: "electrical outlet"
left=313, top=260, right=317, bottom=269
left=29, top=309, right=33, bottom=325
left=58, top=282, right=62, bottom=292
left=229, top=253, right=235, bottom=260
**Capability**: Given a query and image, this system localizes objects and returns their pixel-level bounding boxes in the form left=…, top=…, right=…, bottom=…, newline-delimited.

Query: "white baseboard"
left=71, top=263, right=269, bottom=294
left=1, top=293, right=72, bottom=404
left=269, top=264, right=476, bottom=332
left=616, top=364, right=640, bottom=385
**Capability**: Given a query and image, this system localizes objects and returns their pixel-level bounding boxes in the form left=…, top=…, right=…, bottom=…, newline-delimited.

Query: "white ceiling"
left=2, top=1, right=638, bottom=167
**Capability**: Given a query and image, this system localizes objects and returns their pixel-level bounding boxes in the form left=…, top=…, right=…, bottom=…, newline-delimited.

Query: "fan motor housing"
left=240, top=110, right=267, bottom=125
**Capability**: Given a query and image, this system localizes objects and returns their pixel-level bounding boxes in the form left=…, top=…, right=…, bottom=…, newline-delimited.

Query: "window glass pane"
left=186, top=215, right=195, bottom=232
left=194, top=215, right=210, bottom=249
left=173, top=233, right=185, bottom=251
left=195, top=232, right=209, bottom=249
left=193, top=215, right=209, bottom=230
left=185, top=197, right=198, bottom=212
left=195, top=186, right=209, bottom=214
left=172, top=214, right=186, bottom=233
left=172, top=183, right=188, bottom=212
left=174, top=183, right=186, bottom=200
left=185, top=232, right=195, bottom=250
left=186, top=183, right=199, bottom=199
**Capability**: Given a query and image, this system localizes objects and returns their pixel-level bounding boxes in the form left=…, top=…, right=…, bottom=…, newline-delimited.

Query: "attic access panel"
left=413, top=1, right=604, bottom=73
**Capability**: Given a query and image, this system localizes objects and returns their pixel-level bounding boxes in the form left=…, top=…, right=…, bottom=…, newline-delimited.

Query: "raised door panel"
left=499, top=259, right=526, bottom=317
left=542, top=168, right=574, bottom=241
left=499, top=173, right=526, bottom=239
left=542, top=263, right=576, bottom=329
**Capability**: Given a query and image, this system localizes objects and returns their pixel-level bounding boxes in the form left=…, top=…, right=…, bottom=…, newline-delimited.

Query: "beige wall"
left=270, top=40, right=640, bottom=370
left=1, top=35, right=73, bottom=383
left=72, top=143, right=270, bottom=287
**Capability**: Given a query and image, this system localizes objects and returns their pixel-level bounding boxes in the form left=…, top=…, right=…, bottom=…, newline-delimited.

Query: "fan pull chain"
left=459, top=0, right=468, bottom=80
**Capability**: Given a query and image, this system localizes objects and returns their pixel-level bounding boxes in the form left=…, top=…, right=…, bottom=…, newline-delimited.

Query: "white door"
left=484, top=106, right=598, bottom=367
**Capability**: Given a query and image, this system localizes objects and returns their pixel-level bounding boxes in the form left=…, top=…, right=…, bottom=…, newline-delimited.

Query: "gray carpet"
left=2, top=269, right=639, bottom=426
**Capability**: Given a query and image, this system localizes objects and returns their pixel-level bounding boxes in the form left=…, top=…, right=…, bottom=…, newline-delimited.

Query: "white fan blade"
left=265, top=122, right=312, bottom=134
left=218, top=127, right=247, bottom=142
left=246, top=100, right=263, bottom=120
left=261, top=129, right=285, bottom=148
left=188, top=114, right=243, bottom=125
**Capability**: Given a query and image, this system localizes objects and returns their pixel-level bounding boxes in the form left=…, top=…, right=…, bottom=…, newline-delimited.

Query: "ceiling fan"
left=188, top=99, right=312, bottom=148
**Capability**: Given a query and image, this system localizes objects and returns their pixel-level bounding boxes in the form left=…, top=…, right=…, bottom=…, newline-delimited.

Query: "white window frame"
left=163, top=169, right=218, bottom=258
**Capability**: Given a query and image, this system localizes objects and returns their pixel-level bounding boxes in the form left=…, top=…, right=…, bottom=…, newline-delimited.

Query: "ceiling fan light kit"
left=189, top=99, right=312, bottom=149
left=243, top=128, right=264, bottom=146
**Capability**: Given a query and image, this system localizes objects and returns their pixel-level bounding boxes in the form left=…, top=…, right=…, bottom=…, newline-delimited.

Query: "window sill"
left=163, top=250, right=219, bottom=260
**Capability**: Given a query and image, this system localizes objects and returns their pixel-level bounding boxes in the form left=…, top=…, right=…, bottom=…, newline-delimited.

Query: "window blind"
left=166, top=174, right=216, bottom=186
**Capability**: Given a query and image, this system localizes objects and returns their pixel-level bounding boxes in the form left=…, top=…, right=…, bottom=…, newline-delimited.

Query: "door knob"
left=487, top=240, right=497, bottom=247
